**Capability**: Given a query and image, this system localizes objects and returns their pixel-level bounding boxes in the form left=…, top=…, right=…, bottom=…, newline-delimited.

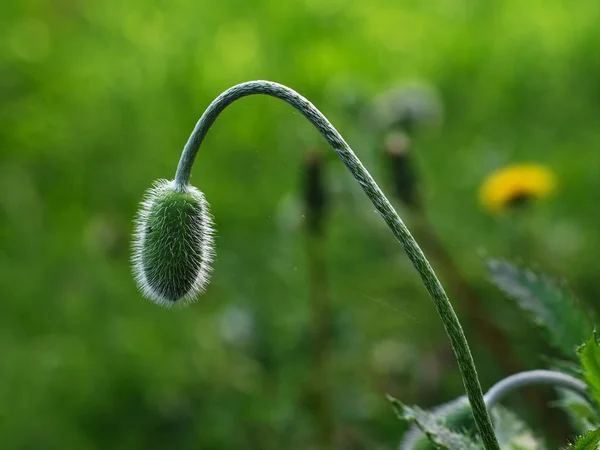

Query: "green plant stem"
left=306, top=230, right=335, bottom=450
left=413, top=211, right=573, bottom=435
left=303, top=151, right=335, bottom=450
left=484, top=370, right=589, bottom=409
left=174, top=80, right=500, bottom=450
left=412, top=211, right=523, bottom=371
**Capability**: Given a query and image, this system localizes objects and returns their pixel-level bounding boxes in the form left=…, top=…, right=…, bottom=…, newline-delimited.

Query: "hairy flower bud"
left=132, top=179, right=214, bottom=306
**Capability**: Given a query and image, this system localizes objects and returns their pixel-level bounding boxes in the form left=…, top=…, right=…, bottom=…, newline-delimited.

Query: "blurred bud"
left=132, top=179, right=214, bottom=306
left=303, top=151, right=328, bottom=234
left=384, top=131, right=421, bottom=210
left=371, top=81, right=443, bottom=133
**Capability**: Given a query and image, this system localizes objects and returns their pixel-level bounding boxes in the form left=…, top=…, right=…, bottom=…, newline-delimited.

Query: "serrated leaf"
left=547, top=358, right=585, bottom=378
left=567, top=427, right=600, bottom=449
left=398, top=397, right=541, bottom=450
left=398, top=397, right=475, bottom=450
left=491, top=407, right=543, bottom=450
left=579, top=332, right=600, bottom=407
left=389, top=395, right=483, bottom=450
left=554, top=388, right=599, bottom=435
left=487, top=259, right=592, bottom=358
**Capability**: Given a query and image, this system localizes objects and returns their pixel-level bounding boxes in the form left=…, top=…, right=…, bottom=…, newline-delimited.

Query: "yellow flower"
left=479, top=164, right=556, bottom=213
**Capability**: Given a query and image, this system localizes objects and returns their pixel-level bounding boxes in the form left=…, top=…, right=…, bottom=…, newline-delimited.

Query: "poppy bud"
left=371, top=81, right=443, bottom=133
left=132, top=179, right=214, bottom=306
left=384, top=131, right=421, bottom=210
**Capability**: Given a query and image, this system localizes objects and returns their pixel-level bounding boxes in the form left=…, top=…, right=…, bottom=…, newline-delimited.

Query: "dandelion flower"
left=479, top=164, right=556, bottom=213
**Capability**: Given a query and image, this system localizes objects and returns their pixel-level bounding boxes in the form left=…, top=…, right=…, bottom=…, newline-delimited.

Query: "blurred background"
left=0, top=0, right=599, bottom=448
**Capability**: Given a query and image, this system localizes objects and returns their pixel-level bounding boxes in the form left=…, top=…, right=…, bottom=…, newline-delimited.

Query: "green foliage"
left=486, top=259, right=600, bottom=446
left=555, top=389, right=599, bottom=435
left=567, top=427, right=600, bottom=450
left=389, top=395, right=483, bottom=450
left=398, top=397, right=475, bottom=449
left=484, top=260, right=600, bottom=447
left=491, top=408, right=541, bottom=450
left=548, top=359, right=584, bottom=378
left=397, top=263, right=600, bottom=449
left=579, top=332, right=600, bottom=406
left=487, top=260, right=593, bottom=358
left=1, top=0, right=599, bottom=447
left=397, top=395, right=541, bottom=450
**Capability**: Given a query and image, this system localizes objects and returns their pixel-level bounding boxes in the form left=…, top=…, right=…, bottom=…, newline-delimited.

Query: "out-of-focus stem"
left=484, top=369, right=589, bottom=409
left=304, top=151, right=335, bottom=449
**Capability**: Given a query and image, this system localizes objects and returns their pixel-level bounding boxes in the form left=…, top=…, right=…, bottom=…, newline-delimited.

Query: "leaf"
left=487, top=259, right=592, bottom=358
left=554, top=388, right=599, bottom=435
left=547, top=358, right=585, bottom=378
left=491, top=407, right=543, bottom=450
left=398, top=397, right=541, bottom=450
left=398, top=397, right=475, bottom=450
left=579, top=332, right=600, bottom=407
left=567, top=427, right=600, bottom=450
left=389, top=395, right=483, bottom=450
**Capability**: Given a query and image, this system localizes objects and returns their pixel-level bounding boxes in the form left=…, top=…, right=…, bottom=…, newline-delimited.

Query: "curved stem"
left=484, top=370, right=588, bottom=409
left=175, top=80, right=500, bottom=450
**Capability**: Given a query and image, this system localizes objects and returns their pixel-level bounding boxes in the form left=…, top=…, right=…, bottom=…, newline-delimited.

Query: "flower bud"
left=132, top=179, right=214, bottom=306
left=371, top=81, right=443, bottom=133
left=384, top=131, right=421, bottom=210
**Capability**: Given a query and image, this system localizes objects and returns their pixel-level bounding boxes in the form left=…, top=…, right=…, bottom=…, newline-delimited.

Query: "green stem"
left=304, top=151, right=335, bottom=449
left=484, top=370, right=589, bottom=409
left=174, top=80, right=500, bottom=450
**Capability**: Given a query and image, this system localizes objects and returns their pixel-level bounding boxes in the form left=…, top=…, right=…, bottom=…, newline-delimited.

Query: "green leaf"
left=398, top=397, right=541, bottom=450
left=547, top=358, right=585, bottom=378
left=487, top=259, right=592, bottom=358
left=389, top=395, right=483, bottom=450
left=399, top=397, right=476, bottom=450
left=554, top=388, right=599, bottom=435
left=567, top=427, right=600, bottom=449
left=579, top=332, right=600, bottom=407
left=491, top=407, right=543, bottom=449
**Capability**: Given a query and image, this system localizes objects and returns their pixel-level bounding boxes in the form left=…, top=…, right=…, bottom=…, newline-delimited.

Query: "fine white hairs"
left=132, top=179, right=214, bottom=306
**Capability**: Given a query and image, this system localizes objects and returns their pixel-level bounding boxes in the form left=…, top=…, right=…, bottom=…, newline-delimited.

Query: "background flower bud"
left=371, top=81, right=443, bottom=133
left=384, top=131, right=421, bottom=210
left=132, top=179, right=214, bottom=306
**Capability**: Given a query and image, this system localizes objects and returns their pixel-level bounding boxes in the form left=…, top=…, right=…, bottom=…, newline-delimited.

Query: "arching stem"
left=484, top=370, right=589, bottom=409
left=175, top=80, right=500, bottom=450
